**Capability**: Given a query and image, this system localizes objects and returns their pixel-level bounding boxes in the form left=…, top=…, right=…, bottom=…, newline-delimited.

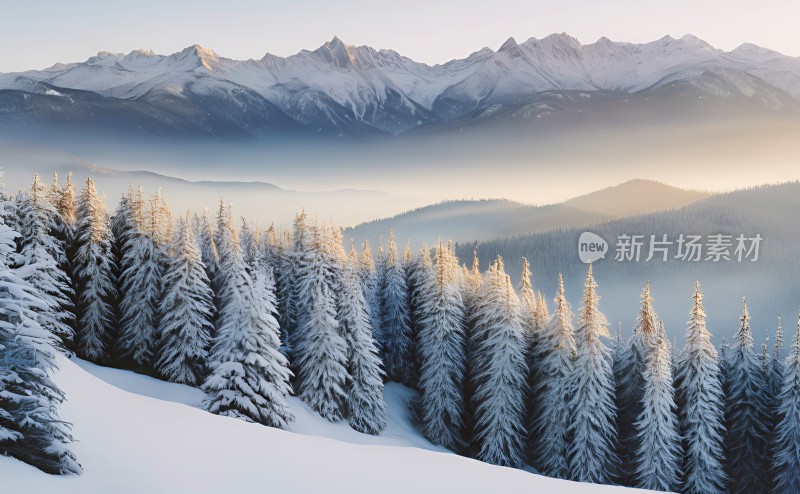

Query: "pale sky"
left=1, top=0, right=799, bottom=73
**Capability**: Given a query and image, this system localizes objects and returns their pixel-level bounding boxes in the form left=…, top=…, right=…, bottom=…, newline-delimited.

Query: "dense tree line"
left=2, top=173, right=800, bottom=494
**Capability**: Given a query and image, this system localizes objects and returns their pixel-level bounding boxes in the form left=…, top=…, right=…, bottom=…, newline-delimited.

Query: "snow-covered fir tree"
left=380, top=230, right=413, bottom=386
left=416, top=241, right=467, bottom=451
left=675, top=282, right=726, bottom=494
left=616, top=281, right=660, bottom=485
left=282, top=210, right=311, bottom=357
left=73, top=177, right=117, bottom=363
left=535, top=273, right=577, bottom=479
left=0, top=195, right=81, bottom=475
left=213, top=202, right=239, bottom=333
left=567, top=265, right=618, bottom=484
left=194, top=208, right=219, bottom=287
left=359, top=240, right=383, bottom=349
left=773, top=313, right=800, bottom=494
left=339, top=246, right=387, bottom=435
left=155, top=215, right=214, bottom=385
left=725, top=299, right=771, bottom=494
left=517, top=258, right=540, bottom=462
left=114, top=189, right=163, bottom=371
left=15, top=177, right=75, bottom=352
left=293, top=224, right=349, bottom=421
left=405, top=242, right=432, bottom=388
left=469, top=257, right=527, bottom=467
left=767, top=317, right=785, bottom=434
left=202, top=224, right=294, bottom=428
left=634, top=334, right=681, bottom=491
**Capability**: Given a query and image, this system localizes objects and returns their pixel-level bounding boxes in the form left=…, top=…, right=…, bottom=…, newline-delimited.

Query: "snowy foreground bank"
left=0, top=356, right=651, bottom=494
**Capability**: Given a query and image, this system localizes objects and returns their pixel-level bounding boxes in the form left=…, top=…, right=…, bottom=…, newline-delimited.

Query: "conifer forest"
left=3, top=172, right=799, bottom=494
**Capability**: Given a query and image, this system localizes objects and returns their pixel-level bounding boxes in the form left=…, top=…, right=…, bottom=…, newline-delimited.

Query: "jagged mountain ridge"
left=1, top=34, right=800, bottom=137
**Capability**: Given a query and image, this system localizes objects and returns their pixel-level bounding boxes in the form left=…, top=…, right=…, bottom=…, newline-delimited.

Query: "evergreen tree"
left=416, top=241, right=467, bottom=451
left=568, top=265, right=617, bottom=484
left=469, top=257, right=527, bottom=467
left=616, top=281, right=660, bottom=485
left=634, top=335, right=681, bottom=491
left=73, top=178, right=117, bottom=363
left=339, top=246, right=387, bottom=435
left=381, top=230, right=413, bottom=386
left=155, top=216, right=214, bottom=385
left=675, top=282, right=726, bottom=494
left=282, top=210, right=310, bottom=357
left=16, top=178, right=75, bottom=351
left=194, top=208, right=218, bottom=286
left=0, top=197, right=81, bottom=475
left=360, top=241, right=383, bottom=348
left=203, top=236, right=294, bottom=428
left=535, top=273, right=577, bottom=478
left=293, top=224, right=349, bottom=421
left=725, top=299, right=771, bottom=494
left=114, top=189, right=162, bottom=371
left=773, top=313, right=800, bottom=494
left=405, top=243, right=432, bottom=388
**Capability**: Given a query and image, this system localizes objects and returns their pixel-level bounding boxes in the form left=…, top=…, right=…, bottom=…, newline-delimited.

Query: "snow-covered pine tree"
left=568, top=264, right=618, bottom=484
left=202, top=236, right=294, bottom=428
left=767, top=317, right=785, bottom=430
left=773, top=313, right=800, bottom=494
left=57, top=172, right=76, bottom=233
left=0, top=195, right=81, bottom=475
left=519, top=257, right=538, bottom=366
left=16, top=177, right=75, bottom=352
left=155, top=215, right=214, bottom=385
left=360, top=240, right=383, bottom=350
left=293, top=224, right=349, bottom=421
left=339, top=245, right=387, bottom=435
left=381, top=230, right=413, bottom=386
left=469, top=257, right=527, bottom=467
left=725, top=299, right=771, bottom=494
left=615, top=281, right=660, bottom=485
left=405, top=242, right=432, bottom=388
left=460, top=248, right=483, bottom=449
left=213, top=201, right=239, bottom=334
left=535, top=273, right=577, bottom=478
left=416, top=240, right=467, bottom=451
left=73, top=177, right=117, bottom=363
left=634, top=334, right=681, bottom=491
left=114, top=189, right=162, bottom=371
left=239, top=218, right=258, bottom=268
left=194, top=208, right=219, bottom=286
left=281, top=210, right=310, bottom=358
left=675, top=282, right=726, bottom=494
left=517, top=258, right=541, bottom=463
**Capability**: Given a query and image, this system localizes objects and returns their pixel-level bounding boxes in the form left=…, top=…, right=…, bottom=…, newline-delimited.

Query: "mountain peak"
left=499, top=37, right=518, bottom=52
left=680, top=34, right=713, bottom=48
left=315, top=36, right=360, bottom=69
left=170, top=44, right=218, bottom=71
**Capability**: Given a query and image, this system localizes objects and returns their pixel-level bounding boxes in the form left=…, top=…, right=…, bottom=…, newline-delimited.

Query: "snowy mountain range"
left=2, top=34, right=800, bottom=138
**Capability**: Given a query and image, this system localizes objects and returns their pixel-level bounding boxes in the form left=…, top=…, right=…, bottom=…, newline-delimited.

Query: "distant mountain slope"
left=344, top=180, right=709, bottom=246
left=454, top=182, right=800, bottom=343
left=563, top=179, right=711, bottom=217
left=1, top=34, right=800, bottom=139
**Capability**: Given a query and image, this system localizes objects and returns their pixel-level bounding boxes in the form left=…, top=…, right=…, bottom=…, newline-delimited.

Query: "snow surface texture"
left=0, top=355, right=650, bottom=493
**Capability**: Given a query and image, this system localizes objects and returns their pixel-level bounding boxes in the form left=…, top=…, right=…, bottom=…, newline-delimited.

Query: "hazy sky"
left=2, top=0, right=799, bottom=73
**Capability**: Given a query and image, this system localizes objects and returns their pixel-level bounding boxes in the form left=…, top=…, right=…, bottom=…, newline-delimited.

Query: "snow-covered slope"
left=0, top=356, right=647, bottom=493
left=1, top=34, right=799, bottom=137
